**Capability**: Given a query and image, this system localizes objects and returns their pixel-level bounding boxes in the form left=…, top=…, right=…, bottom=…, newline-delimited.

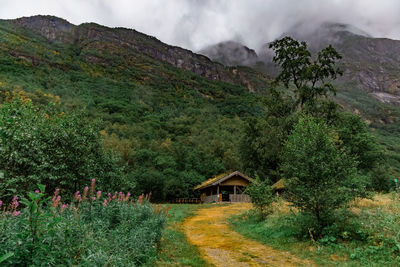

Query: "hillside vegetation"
left=0, top=15, right=397, bottom=201
left=0, top=16, right=270, bottom=201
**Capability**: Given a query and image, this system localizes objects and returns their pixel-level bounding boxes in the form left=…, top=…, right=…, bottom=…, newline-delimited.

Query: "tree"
left=282, top=116, right=366, bottom=234
left=245, top=178, right=274, bottom=218
left=334, top=112, right=391, bottom=191
left=269, top=36, right=342, bottom=111
left=240, top=37, right=343, bottom=182
left=0, top=98, right=124, bottom=197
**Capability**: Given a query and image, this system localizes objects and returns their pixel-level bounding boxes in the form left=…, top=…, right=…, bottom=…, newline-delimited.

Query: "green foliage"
left=0, top=20, right=265, bottom=200
left=240, top=90, right=297, bottom=181
left=245, top=178, right=274, bottom=218
left=0, top=99, right=125, bottom=197
left=334, top=112, right=392, bottom=191
left=282, top=116, right=367, bottom=233
left=269, top=36, right=342, bottom=110
left=0, top=185, right=166, bottom=266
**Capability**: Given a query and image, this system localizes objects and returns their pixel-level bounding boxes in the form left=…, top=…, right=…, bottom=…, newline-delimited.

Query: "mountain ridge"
left=7, top=15, right=270, bottom=93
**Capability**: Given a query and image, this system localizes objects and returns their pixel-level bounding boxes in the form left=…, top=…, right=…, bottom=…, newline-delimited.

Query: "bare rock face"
left=15, top=16, right=76, bottom=43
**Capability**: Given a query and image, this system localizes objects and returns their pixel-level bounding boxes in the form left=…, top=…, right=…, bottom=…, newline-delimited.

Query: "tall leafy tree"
left=269, top=36, right=342, bottom=111
left=282, top=116, right=366, bottom=233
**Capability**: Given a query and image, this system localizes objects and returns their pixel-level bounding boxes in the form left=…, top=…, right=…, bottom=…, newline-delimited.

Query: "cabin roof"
left=194, top=171, right=253, bottom=190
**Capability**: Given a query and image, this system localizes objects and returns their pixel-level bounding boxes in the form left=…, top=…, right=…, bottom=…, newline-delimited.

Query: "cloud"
left=0, top=0, right=400, bottom=51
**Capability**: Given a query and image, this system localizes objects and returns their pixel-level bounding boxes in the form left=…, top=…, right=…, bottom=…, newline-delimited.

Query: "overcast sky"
left=0, top=0, right=399, bottom=51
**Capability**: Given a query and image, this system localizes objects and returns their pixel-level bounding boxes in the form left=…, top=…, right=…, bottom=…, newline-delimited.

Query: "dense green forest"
left=0, top=19, right=268, bottom=201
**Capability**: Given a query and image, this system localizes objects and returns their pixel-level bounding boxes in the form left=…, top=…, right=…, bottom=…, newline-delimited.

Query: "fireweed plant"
left=0, top=179, right=166, bottom=266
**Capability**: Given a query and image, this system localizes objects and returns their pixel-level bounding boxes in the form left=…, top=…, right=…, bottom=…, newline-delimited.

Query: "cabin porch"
left=200, top=184, right=250, bottom=203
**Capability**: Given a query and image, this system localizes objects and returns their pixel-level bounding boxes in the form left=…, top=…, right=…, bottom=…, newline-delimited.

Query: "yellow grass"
left=183, top=203, right=314, bottom=267
left=350, top=193, right=399, bottom=214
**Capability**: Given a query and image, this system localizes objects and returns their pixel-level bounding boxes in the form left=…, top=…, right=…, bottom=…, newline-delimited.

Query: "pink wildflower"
left=13, top=210, right=20, bottom=216
left=74, top=191, right=82, bottom=202
left=52, top=195, right=62, bottom=208
left=11, top=196, right=19, bottom=209
left=103, top=199, right=108, bottom=207
left=91, top=196, right=96, bottom=201
left=83, top=186, right=89, bottom=200
left=34, top=190, right=39, bottom=194
left=96, top=191, right=102, bottom=198
left=60, top=204, right=69, bottom=213
left=90, top=179, right=96, bottom=195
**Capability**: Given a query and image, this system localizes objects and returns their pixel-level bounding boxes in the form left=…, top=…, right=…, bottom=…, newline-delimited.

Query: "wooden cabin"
left=194, top=171, right=253, bottom=203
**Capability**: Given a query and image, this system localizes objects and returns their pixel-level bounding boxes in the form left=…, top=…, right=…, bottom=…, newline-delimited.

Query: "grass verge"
left=230, top=194, right=400, bottom=266
left=152, top=204, right=212, bottom=267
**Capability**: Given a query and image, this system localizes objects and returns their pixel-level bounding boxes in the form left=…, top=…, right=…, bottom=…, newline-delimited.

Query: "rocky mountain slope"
left=201, top=23, right=400, bottom=109
left=10, top=16, right=269, bottom=93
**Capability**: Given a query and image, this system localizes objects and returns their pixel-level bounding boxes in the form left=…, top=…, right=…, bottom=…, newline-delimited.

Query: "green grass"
left=230, top=195, right=400, bottom=266
left=153, top=204, right=211, bottom=267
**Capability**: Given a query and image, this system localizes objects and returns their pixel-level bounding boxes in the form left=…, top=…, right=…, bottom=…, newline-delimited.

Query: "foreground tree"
left=245, top=178, right=274, bottom=218
left=282, top=116, right=367, bottom=234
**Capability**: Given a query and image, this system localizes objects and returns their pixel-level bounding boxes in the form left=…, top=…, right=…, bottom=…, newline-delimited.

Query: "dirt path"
left=183, top=203, right=314, bottom=267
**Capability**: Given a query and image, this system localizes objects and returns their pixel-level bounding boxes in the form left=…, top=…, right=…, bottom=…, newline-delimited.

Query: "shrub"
left=246, top=178, right=274, bottom=218
left=0, top=99, right=126, bottom=198
left=0, top=181, right=166, bottom=266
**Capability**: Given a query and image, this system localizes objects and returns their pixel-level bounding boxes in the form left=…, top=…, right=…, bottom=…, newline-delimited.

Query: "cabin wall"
left=203, top=195, right=219, bottom=203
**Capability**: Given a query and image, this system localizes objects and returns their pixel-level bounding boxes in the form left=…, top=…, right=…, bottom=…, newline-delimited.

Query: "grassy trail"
left=183, top=203, right=314, bottom=267
left=154, top=204, right=211, bottom=267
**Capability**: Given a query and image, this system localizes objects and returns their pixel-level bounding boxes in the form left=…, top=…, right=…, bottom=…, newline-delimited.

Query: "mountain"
left=265, top=22, right=400, bottom=106
left=10, top=16, right=269, bottom=94
left=199, top=41, right=259, bottom=67
left=202, top=23, right=400, bottom=117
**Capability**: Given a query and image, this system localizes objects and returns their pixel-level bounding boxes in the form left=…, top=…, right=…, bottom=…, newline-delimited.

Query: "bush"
left=0, top=99, right=125, bottom=197
left=0, top=181, right=166, bottom=266
left=246, top=178, right=274, bottom=218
